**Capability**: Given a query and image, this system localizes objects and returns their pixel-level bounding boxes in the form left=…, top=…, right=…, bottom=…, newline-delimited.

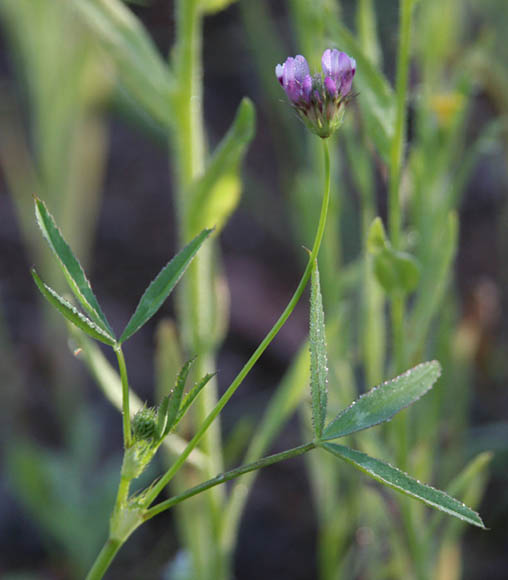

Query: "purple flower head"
left=275, top=55, right=312, bottom=105
left=321, top=49, right=356, bottom=98
left=275, top=48, right=356, bottom=138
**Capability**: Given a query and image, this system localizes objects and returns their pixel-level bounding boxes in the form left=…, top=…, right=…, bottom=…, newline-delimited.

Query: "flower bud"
left=132, top=406, right=157, bottom=442
left=275, top=48, right=356, bottom=138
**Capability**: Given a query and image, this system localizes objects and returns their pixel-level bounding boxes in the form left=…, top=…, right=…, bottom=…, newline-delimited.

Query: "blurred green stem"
left=170, top=1, right=225, bottom=577
left=144, top=138, right=331, bottom=506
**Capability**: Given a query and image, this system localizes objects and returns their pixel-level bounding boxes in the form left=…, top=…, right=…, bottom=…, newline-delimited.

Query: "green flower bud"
left=132, top=406, right=157, bottom=442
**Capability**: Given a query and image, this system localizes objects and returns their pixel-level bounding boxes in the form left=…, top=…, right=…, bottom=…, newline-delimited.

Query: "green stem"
left=173, top=0, right=221, bottom=467
left=145, top=442, right=316, bottom=520
left=85, top=538, right=122, bottom=580
left=143, top=138, right=332, bottom=507
left=115, top=475, right=131, bottom=508
left=173, top=0, right=205, bottom=202
left=114, top=345, right=131, bottom=448
left=171, top=2, right=225, bottom=576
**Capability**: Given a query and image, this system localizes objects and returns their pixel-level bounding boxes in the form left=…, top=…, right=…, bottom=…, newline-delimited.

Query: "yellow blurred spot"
left=430, top=93, right=465, bottom=127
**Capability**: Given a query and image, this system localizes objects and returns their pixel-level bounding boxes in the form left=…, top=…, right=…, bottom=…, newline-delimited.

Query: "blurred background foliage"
left=0, top=0, right=507, bottom=579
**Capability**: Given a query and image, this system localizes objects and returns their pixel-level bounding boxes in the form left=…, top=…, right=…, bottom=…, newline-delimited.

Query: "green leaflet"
left=119, top=229, right=212, bottom=343
left=163, top=358, right=196, bottom=436
left=156, top=361, right=215, bottom=439
left=174, top=373, right=215, bottom=427
left=322, top=443, right=485, bottom=528
left=34, top=198, right=114, bottom=337
left=156, top=395, right=170, bottom=440
left=31, top=269, right=116, bottom=346
left=187, top=98, right=256, bottom=236
left=322, top=361, right=441, bottom=441
left=309, top=260, right=328, bottom=438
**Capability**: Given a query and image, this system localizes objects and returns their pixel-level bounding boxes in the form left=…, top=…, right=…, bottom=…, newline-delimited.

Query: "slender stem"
left=143, top=139, right=332, bottom=507
left=145, top=442, right=316, bottom=520
left=85, top=538, right=122, bottom=580
left=114, top=345, right=131, bottom=448
left=84, top=348, right=136, bottom=580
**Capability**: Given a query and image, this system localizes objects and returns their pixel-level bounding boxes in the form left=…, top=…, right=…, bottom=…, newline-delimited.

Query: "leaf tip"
left=477, top=518, right=488, bottom=530
left=235, top=97, right=256, bottom=140
left=426, top=359, right=442, bottom=381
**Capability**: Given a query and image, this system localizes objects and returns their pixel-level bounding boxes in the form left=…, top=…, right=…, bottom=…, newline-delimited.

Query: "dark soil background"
left=1, top=1, right=508, bottom=579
